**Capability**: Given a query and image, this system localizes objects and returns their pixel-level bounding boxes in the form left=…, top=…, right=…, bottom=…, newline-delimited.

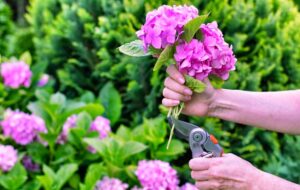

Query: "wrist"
left=207, top=88, right=226, bottom=117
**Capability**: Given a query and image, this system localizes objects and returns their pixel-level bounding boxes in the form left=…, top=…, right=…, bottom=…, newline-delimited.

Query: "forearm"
left=254, top=170, right=300, bottom=190
left=208, top=89, right=300, bottom=134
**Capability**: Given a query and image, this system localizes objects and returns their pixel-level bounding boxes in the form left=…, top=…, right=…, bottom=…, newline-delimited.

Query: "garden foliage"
left=0, top=0, right=300, bottom=189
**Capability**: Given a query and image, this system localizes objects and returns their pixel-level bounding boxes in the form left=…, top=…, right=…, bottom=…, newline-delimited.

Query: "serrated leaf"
left=119, top=40, right=150, bottom=57
left=208, top=75, right=224, bottom=89
left=153, top=45, right=174, bottom=71
left=184, top=75, right=206, bottom=93
left=181, top=14, right=209, bottom=42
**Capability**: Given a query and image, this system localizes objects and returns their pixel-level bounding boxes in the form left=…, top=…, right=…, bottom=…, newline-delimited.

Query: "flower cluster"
left=135, top=160, right=179, bottom=190
left=1, top=110, right=47, bottom=145
left=37, top=74, right=49, bottom=87
left=180, top=183, right=198, bottom=190
left=94, top=177, right=128, bottom=190
left=175, top=21, right=236, bottom=80
left=22, top=156, right=40, bottom=172
left=137, top=5, right=198, bottom=50
left=0, top=144, right=18, bottom=172
left=0, top=61, right=32, bottom=88
left=57, top=115, right=111, bottom=147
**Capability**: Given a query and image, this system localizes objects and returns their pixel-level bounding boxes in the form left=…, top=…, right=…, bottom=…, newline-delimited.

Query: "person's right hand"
left=162, top=65, right=217, bottom=117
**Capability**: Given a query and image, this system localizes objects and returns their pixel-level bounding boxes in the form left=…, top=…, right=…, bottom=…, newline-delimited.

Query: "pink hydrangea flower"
left=0, top=144, right=18, bottom=172
left=135, top=160, right=179, bottom=190
left=0, top=61, right=32, bottom=88
left=57, top=115, right=78, bottom=144
left=1, top=110, right=47, bottom=145
left=94, top=177, right=128, bottom=190
left=57, top=115, right=111, bottom=153
left=90, top=116, right=111, bottom=139
left=137, top=5, right=198, bottom=50
left=175, top=39, right=212, bottom=80
left=37, top=74, right=49, bottom=87
left=180, top=183, right=198, bottom=190
left=201, top=21, right=237, bottom=80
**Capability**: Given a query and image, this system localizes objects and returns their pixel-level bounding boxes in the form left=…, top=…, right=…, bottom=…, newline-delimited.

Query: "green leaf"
left=63, top=103, right=104, bottom=119
left=55, top=163, right=78, bottom=190
left=122, top=141, right=147, bottom=160
left=20, top=51, right=32, bottom=65
left=119, top=40, right=150, bottom=57
left=156, top=140, right=186, bottom=161
left=84, top=138, right=107, bottom=155
left=84, top=163, right=106, bottom=190
left=99, top=82, right=122, bottom=124
left=209, top=75, right=224, bottom=89
left=153, top=45, right=174, bottom=71
left=0, top=163, right=28, bottom=190
left=184, top=75, right=206, bottom=93
left=20, top=180, right=41, bottom=190
left=26, top=142, right=48, bottom=164
left=50, top=92, right=66, bottom=107
left=181, top=14, right=209, bottom=42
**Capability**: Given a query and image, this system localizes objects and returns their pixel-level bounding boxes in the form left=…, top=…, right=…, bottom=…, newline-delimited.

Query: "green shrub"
left=0, top=0, right=13, bottom=56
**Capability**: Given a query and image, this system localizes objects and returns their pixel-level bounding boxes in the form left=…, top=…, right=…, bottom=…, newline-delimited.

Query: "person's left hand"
left=189, top=153, right=261, bottom=190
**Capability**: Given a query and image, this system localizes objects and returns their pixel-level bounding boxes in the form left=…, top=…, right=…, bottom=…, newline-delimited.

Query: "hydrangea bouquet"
left=119, top=5, right=237, bottom=148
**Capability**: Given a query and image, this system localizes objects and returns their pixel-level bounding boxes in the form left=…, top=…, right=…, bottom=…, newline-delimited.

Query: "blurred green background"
left=1, top=0, right=300, bottom=186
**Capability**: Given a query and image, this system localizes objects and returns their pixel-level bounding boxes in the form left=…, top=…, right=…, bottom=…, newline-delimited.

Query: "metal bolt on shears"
left=168, top=116, right=223, bottom=158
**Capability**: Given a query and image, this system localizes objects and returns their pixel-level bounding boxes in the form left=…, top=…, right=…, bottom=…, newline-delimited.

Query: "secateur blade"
left=167, top=116, right=198, bottom=141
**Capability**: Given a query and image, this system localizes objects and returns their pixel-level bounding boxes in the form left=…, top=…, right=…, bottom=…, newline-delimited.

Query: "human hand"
left=189, top=153, right=261, bottom=190
left=162, top=65, right=216, bottom=116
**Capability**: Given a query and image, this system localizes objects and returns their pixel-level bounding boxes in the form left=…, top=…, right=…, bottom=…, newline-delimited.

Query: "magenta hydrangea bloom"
left=0, top=61, right=32, bottom=88
left=135, top=160, right=179, bottom=190
left=137, top=5, right=198, bottom=50
left=180, top=183, right=198, bottom=190
left=90, top=116, right=111, bottom=139
left=22, top=155, right=40, bottom=172
left=1, top=109, right=47, bottom=145
left=0, top=144, right=18, bottom=172
left=95, top=177, right=128, bottom=190
left=201, top=21, right=237, bottom=80
left=57, top=115, right=78, bottom=144
left=37, top=74, right=49, bottom=87
left=174, top=39, right=212, bottom=80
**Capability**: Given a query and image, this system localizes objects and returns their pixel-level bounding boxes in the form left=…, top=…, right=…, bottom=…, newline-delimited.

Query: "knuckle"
left=162, top=88, right=168, bottom=97
left=164, top=77, right=169, bottom=86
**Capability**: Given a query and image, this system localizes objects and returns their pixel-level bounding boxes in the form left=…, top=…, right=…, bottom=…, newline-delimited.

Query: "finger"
left=191, top=170, right=211, bottom=181
left=162, top=98, right=180, bottom=107
left=166, top=65, right=185, bottom=84
left=189, top=158, right=211, bottom=171
left=164, top=77, right=193, bottom=96
left=163, top=88, right=191, bottom=102
left=195, top=180, right=221, bottom=190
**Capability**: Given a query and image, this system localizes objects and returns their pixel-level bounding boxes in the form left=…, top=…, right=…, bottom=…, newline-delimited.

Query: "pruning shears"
left=168, top=116, right=223, bottom=158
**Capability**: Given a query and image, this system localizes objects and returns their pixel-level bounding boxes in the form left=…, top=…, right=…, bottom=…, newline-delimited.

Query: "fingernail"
left=185, top=96, right=191, bottom=100
left=173, top=100, right=180, bottom=104
left=179, top=78, right=185, bottom=84
left=184, top=88, right=193, bottom=95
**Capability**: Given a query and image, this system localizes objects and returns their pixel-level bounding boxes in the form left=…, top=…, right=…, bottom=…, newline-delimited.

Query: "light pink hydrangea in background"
left=175, top=39, right=212, bottom=80
left=1, top=110, right=47, bottom=145
left=0, top=144, right=18, bottom=172
left=180, top=183, right=198, bottom=190
left=135, top=160, right=179, bottom=190
left=57, top=115, right=78, bottom=144
left=37, top=74, right=49, bottom=87
left=57, top=115, right=111, bottom=153
left=201, top=21, right=236, bottom=80
left=90, top=116, right=111, bottom=139
left=137, top=5, right=198, bottom=50
left=0, top=61, right=32, bottom=88
left=94, top=177, right=128, bottom=190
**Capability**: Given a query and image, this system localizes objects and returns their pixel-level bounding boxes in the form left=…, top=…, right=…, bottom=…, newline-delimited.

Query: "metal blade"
left=167, top=116, right=198, bottom=141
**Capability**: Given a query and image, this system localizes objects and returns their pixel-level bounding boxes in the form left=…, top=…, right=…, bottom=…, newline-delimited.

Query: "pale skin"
left=162, top=65, right=300, bottom=190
